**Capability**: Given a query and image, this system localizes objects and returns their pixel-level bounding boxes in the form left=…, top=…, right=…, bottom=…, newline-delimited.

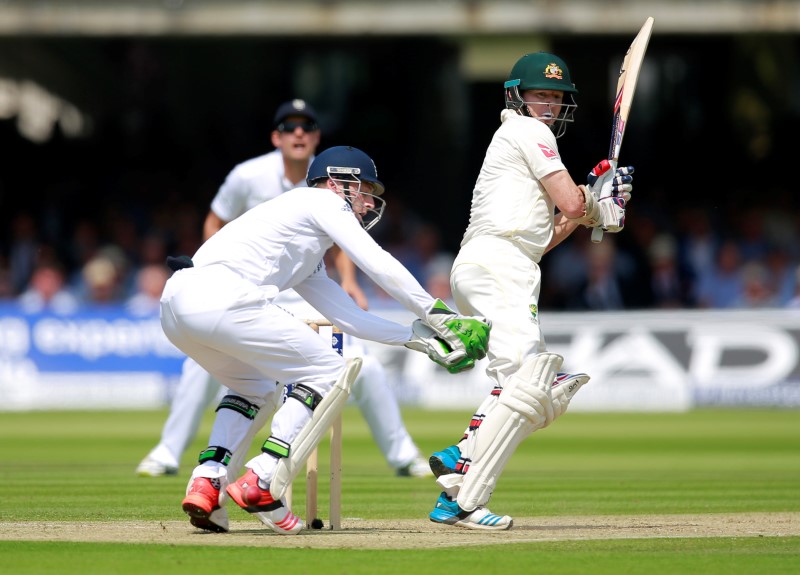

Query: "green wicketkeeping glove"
left=404, top=320, right=476, bottom=374
left=444, top=355, right=476, bottom=374
left=424, top=299, right=491, bottom=361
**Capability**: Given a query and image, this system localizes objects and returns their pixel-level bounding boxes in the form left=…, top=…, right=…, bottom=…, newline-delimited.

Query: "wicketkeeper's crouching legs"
left=430, top=352, right=589, bottom=530
left=225, top=358, right=362, bottom=535
left=183, top=391, right=275, bottom=533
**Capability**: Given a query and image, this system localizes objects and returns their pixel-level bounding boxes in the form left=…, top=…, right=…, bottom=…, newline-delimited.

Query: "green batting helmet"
left=505, top=52, right=578, bottom=94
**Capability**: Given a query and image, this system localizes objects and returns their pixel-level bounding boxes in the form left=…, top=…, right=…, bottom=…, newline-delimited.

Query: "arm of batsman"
left=404, top=319, right=476, bottom=374
left=423, top=299, right=491, bottom=361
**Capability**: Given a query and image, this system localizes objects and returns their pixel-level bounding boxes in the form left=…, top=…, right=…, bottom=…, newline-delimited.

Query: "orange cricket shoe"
left=226, top=469, right=304, bottom=535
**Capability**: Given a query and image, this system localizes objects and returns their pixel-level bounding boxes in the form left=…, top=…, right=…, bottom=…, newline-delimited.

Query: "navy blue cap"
left=273, top=99, right=319, bottom=127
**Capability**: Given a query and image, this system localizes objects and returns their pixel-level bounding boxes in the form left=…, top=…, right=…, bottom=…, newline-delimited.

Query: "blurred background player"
left=137, top=100, right=432, bottom=480
left=427, top=52, right=634, bottom=530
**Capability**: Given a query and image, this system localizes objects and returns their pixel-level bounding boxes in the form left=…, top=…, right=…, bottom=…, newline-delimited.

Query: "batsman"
left=427, top=52, right=635, bottom=530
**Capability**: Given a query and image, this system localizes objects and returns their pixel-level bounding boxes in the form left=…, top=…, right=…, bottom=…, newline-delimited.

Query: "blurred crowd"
left=3, top=189, right=800, bottom=315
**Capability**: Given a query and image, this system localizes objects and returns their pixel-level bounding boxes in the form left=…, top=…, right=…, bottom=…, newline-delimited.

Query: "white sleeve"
left=519, top=121, right=566, bottom=181
left=315, top=196, right=435, bottom=320
left=210, top=167, right=248, bottom=222
left=293, top=272, right=412, bottom=345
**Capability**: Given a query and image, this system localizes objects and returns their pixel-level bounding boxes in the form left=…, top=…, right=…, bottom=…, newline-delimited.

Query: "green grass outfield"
left=2, top=408, right=799, bottom=574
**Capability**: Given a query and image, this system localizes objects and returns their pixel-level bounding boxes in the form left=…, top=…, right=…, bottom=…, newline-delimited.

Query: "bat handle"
left=590, top=159, right=618, bottom=244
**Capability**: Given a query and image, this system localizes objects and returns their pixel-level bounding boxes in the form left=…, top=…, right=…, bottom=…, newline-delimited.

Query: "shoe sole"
left=429, top=515, right=514, bottom=531
left=183, top=498, right=229, bottom=534
left=188, top=515, right=228, bottom=533
left=428, top=454, right=456, bottom=478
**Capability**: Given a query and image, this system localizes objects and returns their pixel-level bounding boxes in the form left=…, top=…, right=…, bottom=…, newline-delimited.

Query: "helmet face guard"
left=504, top=52, right=579, bottom=138
left=327, top=166, right=386, bottom=232
left=306, top=146, right=387, bottom=232
left=504, top=80, right=577, bottom=138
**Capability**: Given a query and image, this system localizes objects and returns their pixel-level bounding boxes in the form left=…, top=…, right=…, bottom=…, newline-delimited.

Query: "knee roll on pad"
left=498, top=352, right=565, bottom=427
left=215, top=395, right=259, bottom=420
left=269, top=358, right=362, bottom=500
left=457, top=352, right=563, bottom=512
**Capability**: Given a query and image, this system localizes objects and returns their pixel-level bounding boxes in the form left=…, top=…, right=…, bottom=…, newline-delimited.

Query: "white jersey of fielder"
left=461, top=109, right=566, bottom=263
left=210, top=149, right=310, bottom=222
left=192, top=187, right=434, bottom=345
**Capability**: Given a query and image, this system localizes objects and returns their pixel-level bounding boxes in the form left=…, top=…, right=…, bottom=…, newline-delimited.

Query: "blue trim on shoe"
left=474, top=512, right=506, bottom=527
left=429, top=492, right=460, bottom=523
left=429, top=491, right=513, bottom=530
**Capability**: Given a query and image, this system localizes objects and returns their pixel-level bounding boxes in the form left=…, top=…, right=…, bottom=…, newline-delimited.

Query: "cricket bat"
left=591, top=16, right=654, bottom=243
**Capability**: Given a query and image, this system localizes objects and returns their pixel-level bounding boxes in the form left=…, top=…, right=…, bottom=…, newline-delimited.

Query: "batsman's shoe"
left=429, top=445, right=462, bottom=478
left=429, top=492, right=513, bottom=531
left=182, top=476, right=229, bottom=533
left=226, top=469, right=304, bottom=535
left=136, top=454, right=178, bottom=477
left=396, top=456, right=434, bottom=478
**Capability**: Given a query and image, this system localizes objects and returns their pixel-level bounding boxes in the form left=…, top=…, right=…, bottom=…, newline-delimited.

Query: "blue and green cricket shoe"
left=429, top=445, right=462, bottom=477
left=429, top=492, right=513, bottom=531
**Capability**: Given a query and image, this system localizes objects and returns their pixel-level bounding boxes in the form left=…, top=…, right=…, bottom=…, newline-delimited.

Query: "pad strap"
left=215, top=394, right=259, bottom=420
left=261, top=435, right=291, bottom=459
left=198, top=446, right=232, bottom=465
left=288, top=384, right=323, bottom=410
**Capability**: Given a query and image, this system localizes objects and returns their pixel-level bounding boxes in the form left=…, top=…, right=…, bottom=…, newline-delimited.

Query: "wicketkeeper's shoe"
left=226, top=469, right=304, bottom=535
left=429, top=445, right=462, bottom=478
left=182, top=476, right=229, bottom=533
left=429, top=492, right=513, bottom=531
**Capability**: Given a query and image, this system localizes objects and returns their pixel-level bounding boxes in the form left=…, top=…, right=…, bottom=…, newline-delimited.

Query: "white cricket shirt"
left=210, top=149, right=311, bottom=222
left=461, top=110, right=566, bottom=262
left=192, top=187, right=435, bottom=344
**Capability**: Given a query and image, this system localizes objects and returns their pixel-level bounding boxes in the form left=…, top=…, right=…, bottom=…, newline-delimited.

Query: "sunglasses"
left=277, top=120, right=318, bottom=133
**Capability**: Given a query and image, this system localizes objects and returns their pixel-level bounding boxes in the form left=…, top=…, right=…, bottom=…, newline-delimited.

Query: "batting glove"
left=571, top=185, right=627, bottom=232
left=587, top=160, right=635, bottom=204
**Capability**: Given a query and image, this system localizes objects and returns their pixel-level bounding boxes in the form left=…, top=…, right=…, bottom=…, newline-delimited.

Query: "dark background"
left=1, top=33, right=797, bottom=278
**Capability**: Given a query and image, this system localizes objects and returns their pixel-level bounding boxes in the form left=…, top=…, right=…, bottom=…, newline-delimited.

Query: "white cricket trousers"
left=450, top=235, right=547, bottom=387
left=160, top=264, right=345, bottom=409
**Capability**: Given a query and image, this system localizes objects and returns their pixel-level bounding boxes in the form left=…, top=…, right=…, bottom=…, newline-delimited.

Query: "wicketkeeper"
left=160, top=145, right=490, bottom=535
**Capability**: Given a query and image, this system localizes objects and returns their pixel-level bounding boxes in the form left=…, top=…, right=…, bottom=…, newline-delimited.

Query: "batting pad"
left=457, top=352, right=562, bottom=512
left=550, top=372, right=590, bottom=424
left=269, top=357, right=362, bottom=500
